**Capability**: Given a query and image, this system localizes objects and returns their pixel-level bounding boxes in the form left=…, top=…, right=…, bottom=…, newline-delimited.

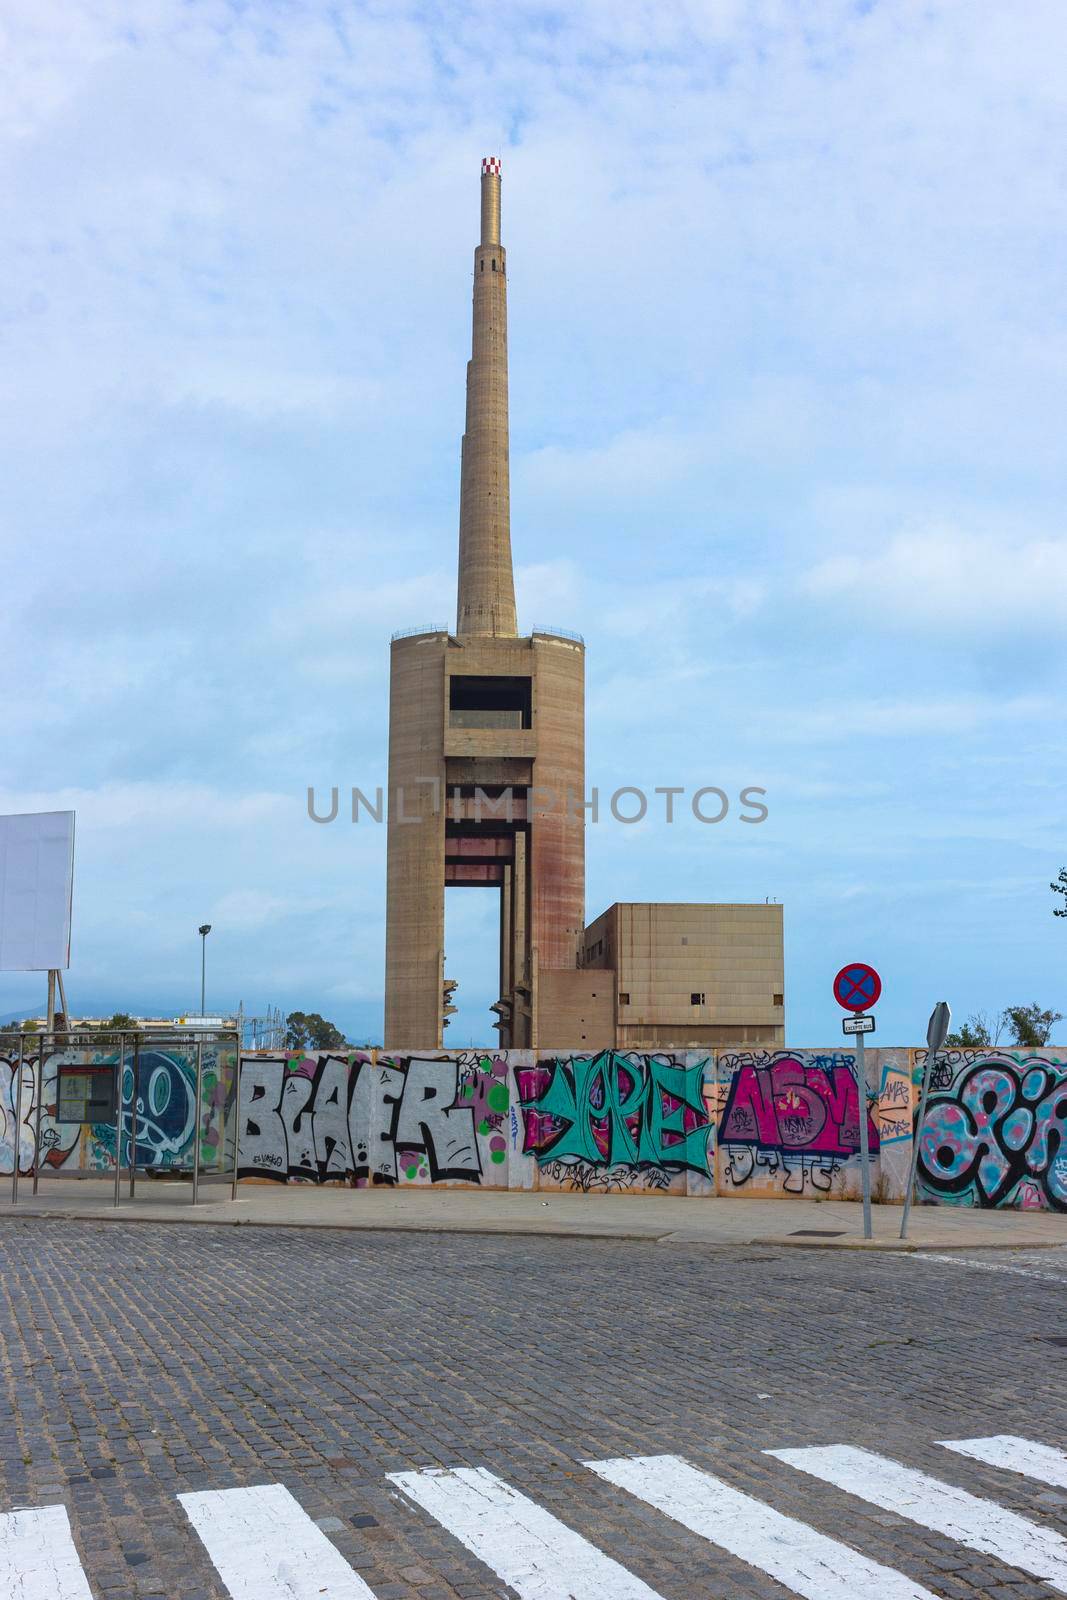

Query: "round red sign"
left=833, top=962, right=882, bottom=1012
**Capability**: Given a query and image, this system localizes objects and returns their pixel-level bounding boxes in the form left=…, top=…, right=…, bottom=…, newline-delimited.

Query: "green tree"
left=96, top=1013, right=139, bottom=1046
left=1001, top=1003, right=1063, bottom=1048
left=945, top=1011, right=997, bottom=1048
left=285, top=1011, right=346, bottom=1051
left=1053, top=868, right=1067, bottom=918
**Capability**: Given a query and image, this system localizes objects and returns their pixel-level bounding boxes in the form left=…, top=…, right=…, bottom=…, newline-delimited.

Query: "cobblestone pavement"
left=1, top=1221, right=1064, bottom=1599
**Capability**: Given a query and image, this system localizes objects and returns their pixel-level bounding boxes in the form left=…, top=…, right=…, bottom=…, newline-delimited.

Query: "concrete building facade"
left=383, top=161, right=784, bottom=1050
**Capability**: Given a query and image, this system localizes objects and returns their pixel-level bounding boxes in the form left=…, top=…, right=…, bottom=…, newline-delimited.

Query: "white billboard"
left=0, top=811, right=75, bottom=971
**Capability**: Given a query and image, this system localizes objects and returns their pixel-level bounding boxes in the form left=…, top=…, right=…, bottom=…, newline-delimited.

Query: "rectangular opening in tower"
left=444, top=885, right=506, bottom=1048
left=449, top=674, right=532, bottom=729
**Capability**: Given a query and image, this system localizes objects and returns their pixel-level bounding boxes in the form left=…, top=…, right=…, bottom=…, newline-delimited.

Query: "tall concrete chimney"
left=384, top=159, right=585, bottom=1050
left=456, top=157, right=517, bottom=637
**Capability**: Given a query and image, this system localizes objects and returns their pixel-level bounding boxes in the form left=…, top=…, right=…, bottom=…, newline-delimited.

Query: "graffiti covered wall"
left=516, top=1051, right=714, bottom=1193
left=915, top=1050, right=1067, bottom=1212
left=0, top=1048, right=82, bottom=1174
left=717, top=1050, right=881, bottom=1198
left=8, top=1041, right=1063, bottom=1209
left=237, top=1051, right=511, bottom=1185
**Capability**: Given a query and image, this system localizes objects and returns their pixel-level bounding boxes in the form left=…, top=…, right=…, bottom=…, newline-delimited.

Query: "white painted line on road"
left=919, top=1253, right=1067, bottom=1284
left=586, top=1453, right=940, bottom=1600
left=0, top=1504, right=94, bottom=1600
left=768, top=1444, right=1067, bottom=1592
left=177, top=1482, right=376, bottom=1599
left=388, top=1465, right=665, bottom=1600
left=939, top=1435, right=1067, bottom=1488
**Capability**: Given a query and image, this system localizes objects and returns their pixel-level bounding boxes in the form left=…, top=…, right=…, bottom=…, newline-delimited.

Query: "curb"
left=1, top=1205, right=1064, bottom=1254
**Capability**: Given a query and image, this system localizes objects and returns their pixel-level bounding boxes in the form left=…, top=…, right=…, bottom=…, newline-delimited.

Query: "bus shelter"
left=2, top=1026, right=243, bottom=1208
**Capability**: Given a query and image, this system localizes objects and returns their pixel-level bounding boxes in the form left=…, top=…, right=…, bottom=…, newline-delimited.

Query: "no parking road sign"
left=833, top=962, right=882, bottom=1013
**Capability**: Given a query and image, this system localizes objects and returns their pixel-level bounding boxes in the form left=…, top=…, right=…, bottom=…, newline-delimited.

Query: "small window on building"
left=480, top=260, right=484, bottom=271
left=680, top=935, right=688, bottom=945
left=492, top=258, right=497, bottom=271
left=773, top=992, right=784, bottom=1007
left=690, top=992, right=705, bottom=1006
left=618, top=992, right=630, bottom=1006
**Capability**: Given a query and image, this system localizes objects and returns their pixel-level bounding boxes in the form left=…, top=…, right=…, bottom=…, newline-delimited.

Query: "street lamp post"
left=198, top=924, right=211, bottom=1017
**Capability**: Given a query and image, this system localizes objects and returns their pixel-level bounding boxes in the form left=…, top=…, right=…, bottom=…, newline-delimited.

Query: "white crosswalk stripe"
left=0, top=1503, right=95, bottom=1600
left=177, top=1482, right=377, bottom=1599
left=768, top=1443, right=1067, bottom=1593
left=388, top=1465, right=666, bottom=1600
left=939, top=1434, right=1067, bottom=1487
left=9, top=1433, right=1067, bottom=1599
left=586, top=1452, right=941, bottom=1600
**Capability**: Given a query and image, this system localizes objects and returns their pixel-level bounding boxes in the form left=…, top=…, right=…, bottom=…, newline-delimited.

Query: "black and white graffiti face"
left=122, top=1052, right=197, bottom=1167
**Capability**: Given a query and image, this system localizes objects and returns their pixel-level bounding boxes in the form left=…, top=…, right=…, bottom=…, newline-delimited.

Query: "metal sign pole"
left=901, top=1002, right=951, bottom=1240
left=192, top=1037, right=204, bottom=1206
left=113, top=1034, right=125, bottom=1209
left=899, top=1055, right=933, bottom=1241
left=11, top=1035, right=25, bottom=1206
left=230, top=1035, right=242, bottom=1202
left=855, top=1029, right=873, bottom=1240
left=32, top=1033, right=47, bottom=1196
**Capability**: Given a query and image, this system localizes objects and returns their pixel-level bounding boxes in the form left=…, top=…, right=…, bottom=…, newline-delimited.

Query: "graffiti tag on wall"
left=1, top=1051, right=83, bottom=1174
left=238, top=1051, right=509, bottom=1184
left=917, top=1052, right=1067, bottom=1211
left=515, top=1052, right=712, bottom=1187
left=718, top=1052, right=880, bottom=1194
left=2, top=1046, right=233, bottom=1176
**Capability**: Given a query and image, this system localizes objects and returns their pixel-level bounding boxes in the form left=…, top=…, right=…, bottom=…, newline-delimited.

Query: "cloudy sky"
left=2, top=0, right=1065, bottom=1045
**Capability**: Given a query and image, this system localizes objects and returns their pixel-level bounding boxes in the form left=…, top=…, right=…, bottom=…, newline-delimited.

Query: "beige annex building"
left=383, top=160, right=784, bottom=1051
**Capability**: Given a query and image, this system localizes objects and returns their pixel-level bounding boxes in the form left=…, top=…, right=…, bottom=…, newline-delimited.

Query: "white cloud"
left=805, top=526, right=1067, bottom=628
left=2, top=0, right=1067, bottom=1042
left=0, top=783, right=290, bottom=831
left=770, top=693, right=1057, bottom=744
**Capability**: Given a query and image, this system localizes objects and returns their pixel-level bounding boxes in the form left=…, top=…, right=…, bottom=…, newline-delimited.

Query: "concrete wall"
left=5, top=1043, right=1063, bottom=1210
left=584, top=902, right=785, bottom=1048
left=913, top=1048, right=1067, bottom=1210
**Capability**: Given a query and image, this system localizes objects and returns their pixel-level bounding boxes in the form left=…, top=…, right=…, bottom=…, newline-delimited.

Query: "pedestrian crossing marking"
left=177, top=1482, right=377, bottom=1599
left=0, top=1503, right=94, bottom=1600
left=388, top=1465, right=666, bottom=1600
left=768, top=1443, right=1067, bottom=1592
left=586, top=1452, right=941, bottom=1600
left=939, top=1434, right=1067, bottom=1488
left=6, top=1435, right=1067, bottom=1600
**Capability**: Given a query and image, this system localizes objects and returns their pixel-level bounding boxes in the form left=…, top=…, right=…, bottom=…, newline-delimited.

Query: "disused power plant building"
left=383, top=159, right=784, bottom=1051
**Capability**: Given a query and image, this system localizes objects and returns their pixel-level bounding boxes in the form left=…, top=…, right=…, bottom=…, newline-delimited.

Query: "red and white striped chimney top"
left=482, top=156, right=502, bottom=176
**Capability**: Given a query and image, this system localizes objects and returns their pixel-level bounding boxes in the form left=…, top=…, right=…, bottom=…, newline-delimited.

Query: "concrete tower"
left=456, top=155, right=516, bottom=638
left=384, top=159, right=586, bottom=1049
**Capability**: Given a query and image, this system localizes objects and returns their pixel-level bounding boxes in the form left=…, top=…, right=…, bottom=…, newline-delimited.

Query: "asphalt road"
left=1, top=1221, right=1064, bottom=1599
